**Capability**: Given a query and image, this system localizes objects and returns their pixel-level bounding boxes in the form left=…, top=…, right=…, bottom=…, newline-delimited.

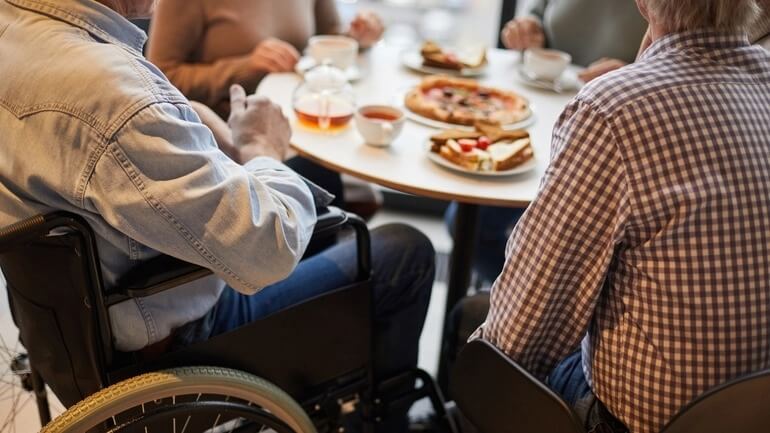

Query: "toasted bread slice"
left=420, top=41, right=442, bottom=56
left=489, top=138, right=534, bottom=171
left=474, top=120, right=530, bottom=142
left=430, top=129, right=483, bottom=145
left=440, top=144, right=479, bottom=170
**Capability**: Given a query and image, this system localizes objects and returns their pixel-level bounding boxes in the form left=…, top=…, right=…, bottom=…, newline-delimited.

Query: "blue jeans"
left=549, top=352, right=628, bottom=433
left=180, top=224, right=434, bottom=432
left=444, top=203, right=525, bottom=284
left=548, top=351, right=592, bottom=406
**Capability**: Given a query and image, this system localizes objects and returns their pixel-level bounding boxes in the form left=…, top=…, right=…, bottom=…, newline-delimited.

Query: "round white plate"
left=401, top=49, right=488, bottom=77
left=396, top=89, right=536, bottom=130
left=425, top=141, right=537, bottom=177
left=295, top=56, right=362, bottom=81
left=514, top=67, right=583, bottom=93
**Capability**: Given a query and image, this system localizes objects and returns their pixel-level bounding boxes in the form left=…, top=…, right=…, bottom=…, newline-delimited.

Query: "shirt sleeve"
left=314, top=0, right=342, bottom=35
left=85, top=102, right=317, bottom=295
left=522, top=0, right=548, bottom=23
left=146, top=0, right=263, bottom=109
left=472, top=98, right=630, bottom=379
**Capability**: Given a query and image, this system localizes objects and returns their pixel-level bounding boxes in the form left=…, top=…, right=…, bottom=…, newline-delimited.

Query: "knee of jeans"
left=371, top=223, right=435, bottom=291
left=373, top=223, right=435, bottom=260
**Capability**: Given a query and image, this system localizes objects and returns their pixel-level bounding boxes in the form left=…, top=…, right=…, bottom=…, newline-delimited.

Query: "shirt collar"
left=6, top=0, right=146, bottom=56
left=640, top=29, right=750, bottom=61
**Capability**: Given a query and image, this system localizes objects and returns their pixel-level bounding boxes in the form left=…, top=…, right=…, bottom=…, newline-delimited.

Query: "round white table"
left=258, top=44, right=576, bottom=208
left=258, top=44, right=576, bottom=384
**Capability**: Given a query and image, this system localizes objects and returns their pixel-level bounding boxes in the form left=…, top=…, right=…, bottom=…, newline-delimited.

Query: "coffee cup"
left=523, top=48, right=571, bottom=81
left=308, top=35, right=358, bottom=70
left=355, top=105, right=405, bottom=147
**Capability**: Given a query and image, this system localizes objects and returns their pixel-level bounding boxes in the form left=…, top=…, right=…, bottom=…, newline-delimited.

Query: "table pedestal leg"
left=437, top=202, right=479, bottom=394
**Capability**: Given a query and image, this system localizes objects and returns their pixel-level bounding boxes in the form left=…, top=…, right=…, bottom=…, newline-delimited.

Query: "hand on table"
left=251, top=38, right=301, bottom=73
left=501, top=17, right=545, bottom=51
left=228, top=85, right=291, bottom=163
left=348, top=11, right=384, bottom=48
left=577, top=57, right=627, bottom=82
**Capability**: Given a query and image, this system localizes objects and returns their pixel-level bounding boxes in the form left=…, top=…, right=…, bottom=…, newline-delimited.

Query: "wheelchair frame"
left=0, top=208, right=455, bottom=433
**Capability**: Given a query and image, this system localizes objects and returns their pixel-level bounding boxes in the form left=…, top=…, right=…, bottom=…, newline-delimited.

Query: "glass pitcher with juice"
left=292, top=61, right=355, bottom=133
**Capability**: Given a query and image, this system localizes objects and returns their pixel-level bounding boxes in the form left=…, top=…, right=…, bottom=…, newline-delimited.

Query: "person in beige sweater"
left=147, top=1, right=385, bottom=216
left=147, top=0, right=382, bottom=117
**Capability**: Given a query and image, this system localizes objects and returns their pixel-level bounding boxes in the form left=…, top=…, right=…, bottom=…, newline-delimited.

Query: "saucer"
left=515, top=67, right=583, bottom=93
left=295, top=56, right=362, bottom=82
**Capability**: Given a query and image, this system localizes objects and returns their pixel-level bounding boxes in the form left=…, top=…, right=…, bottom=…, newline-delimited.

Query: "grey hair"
left=644, top=0, right=762, bottom=33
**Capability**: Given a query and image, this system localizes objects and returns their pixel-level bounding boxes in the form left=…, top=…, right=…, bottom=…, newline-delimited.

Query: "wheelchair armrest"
left=108, top=207, right=357, bottom=305
left=449, top=339, right=584, bottom=433
left=310, top=206, right=348, bottom=241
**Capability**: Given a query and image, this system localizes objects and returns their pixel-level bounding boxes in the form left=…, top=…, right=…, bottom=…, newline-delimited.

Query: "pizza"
left=429, top=123, right=534, bottom=172
left=405, top=76, right=530, bottom=126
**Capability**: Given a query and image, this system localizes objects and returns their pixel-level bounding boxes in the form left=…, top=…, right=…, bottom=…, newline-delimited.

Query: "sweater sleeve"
left=146, top=0, right=263, bottom=109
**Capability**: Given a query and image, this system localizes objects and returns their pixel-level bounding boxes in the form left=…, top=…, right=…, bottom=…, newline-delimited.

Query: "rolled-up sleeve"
left=85, top=102, right=316, bottom=294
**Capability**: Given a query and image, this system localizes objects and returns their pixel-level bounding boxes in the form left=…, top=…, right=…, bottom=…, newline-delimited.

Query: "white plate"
left=515, top=67, right=583, bottom=93
left=425, top=141, right=537, bottom=177
left=401, top=49, right=488, bottom=77
left=396, top=89, right=536, bottom=131
left=295, top=56, right=362, bottom=81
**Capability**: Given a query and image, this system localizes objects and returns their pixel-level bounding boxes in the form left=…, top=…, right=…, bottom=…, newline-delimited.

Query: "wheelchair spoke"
left=180, top=393, right=202, bottom=433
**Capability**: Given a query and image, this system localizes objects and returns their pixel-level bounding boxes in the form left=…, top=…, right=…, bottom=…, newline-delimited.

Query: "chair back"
left=661, top=369, right=770, bottom=433
left=450, top=339, right=584, bottom=433
left=0, top=213, right=111, bottom=406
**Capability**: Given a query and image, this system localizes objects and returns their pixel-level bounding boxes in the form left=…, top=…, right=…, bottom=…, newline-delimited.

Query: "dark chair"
left=450, top=339, right=770, bottom=433
left=0, top=208, right=455, bottom=432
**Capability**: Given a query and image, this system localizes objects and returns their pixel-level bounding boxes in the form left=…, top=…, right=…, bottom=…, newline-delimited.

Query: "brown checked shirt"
left=475, top=30, right=770, bottom=433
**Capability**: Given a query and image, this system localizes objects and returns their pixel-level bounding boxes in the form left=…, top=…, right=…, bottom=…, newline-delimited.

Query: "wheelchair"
left=0, top=207, right=457, bottom=433
left=450, top=339, right=770, bottom=433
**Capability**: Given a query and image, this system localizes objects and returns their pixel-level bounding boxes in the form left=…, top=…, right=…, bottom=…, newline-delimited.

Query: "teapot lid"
left=304, top=60, right=349, bottom=91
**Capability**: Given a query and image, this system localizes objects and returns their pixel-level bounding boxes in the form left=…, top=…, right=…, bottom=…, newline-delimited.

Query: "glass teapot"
left=292, top=61, right=356, bottom=132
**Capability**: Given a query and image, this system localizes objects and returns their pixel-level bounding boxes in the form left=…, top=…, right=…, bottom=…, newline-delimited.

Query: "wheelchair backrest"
left=0, top=213, right=111, bottom=407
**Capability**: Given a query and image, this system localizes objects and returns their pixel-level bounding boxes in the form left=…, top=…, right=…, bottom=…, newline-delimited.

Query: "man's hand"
left=348, top=11, right=384, bottom=48
left=577, top=58, right=627, bottom=82
left=250, top=38, right=301, bottom=73
left=228, top=85, right=291, bottom=163
left=501, top=17, right=545, bottom=51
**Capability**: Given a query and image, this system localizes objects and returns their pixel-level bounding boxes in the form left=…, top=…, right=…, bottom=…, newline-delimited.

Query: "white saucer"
left=515, top=67, right=583, bottom=93
left=295, top=56, right=363, bottom=81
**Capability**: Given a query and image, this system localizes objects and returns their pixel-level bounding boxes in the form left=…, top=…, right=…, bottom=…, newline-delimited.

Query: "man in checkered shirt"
left=473, top=0, right=770, bottom=432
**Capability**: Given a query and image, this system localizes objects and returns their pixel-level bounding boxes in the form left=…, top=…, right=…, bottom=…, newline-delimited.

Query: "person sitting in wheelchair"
left=470, top=0, right=770, bottom=432
left=0, top=0, right=433, bottom=431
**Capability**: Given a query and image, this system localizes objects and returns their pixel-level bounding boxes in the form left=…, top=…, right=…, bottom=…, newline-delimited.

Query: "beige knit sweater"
left=147, top=0, right=341, bottom=116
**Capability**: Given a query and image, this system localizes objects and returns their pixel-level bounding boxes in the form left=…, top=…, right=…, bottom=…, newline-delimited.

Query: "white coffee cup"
left=355, top=105, right=405, bottom=147
left=308, top=35, right=359, bottom=70
left=523, top=48, right=572, bottom=81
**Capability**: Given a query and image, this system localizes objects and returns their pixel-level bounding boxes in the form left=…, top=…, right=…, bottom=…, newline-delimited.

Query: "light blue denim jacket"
left=0, top=0, right=322, bottom=351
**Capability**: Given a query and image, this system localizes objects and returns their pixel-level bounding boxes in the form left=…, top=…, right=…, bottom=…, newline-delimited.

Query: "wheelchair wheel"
left=41, top=366, right=316, bottom=433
